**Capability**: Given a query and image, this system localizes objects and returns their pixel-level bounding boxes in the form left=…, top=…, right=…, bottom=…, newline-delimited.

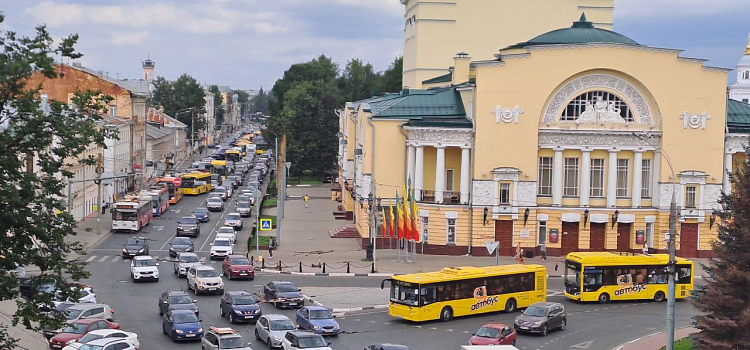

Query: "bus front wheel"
left=439, top=307, right=453, bottom=322
left=653, top=291, right=666, bottom=302
left=598, top=293, right=611, bottom=304
left=505, top=298, right=517, bottom=313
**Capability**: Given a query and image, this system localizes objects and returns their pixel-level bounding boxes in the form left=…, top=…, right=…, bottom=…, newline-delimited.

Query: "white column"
left=607, top=150, right=618, bottom=208
left=652, top=151, right=661, bottom=208
left=580, top=150, right=592, bottom=207
left=632, top=151, right=643, bottom=208
left=435, top=146, right=446, bottom=203
left=552, top=149, right=564, bottom=206
left=415, top=145, right=424, bottom=200
left=459, top=147, right=471, bottom=204
left=723, top=152, right=733, bottom=194
left=407, top=145, right=416, bottom=185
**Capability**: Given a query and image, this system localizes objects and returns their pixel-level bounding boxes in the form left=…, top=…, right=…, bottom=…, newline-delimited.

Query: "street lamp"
left=365, top=193, right=374, bottom=261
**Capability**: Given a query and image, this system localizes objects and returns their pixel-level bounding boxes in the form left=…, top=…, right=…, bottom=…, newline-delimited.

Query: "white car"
left=215, top=226, right=237, bottom=244
left=210, top=238, right=233, bottom=260
left=215, top=186, right=229, bottom=201
left=186, top=265, right=224, bottom=295
left=174, top=252, right=201, bottom=278
left=66, top=337, right=136, bottom=350
left=255, top=314, right=296, bottom=348
left=224, top=213, right=244, bottom=231
left=207, top=197, right=224, bottom=212
left=130, top=256, right=160, bottom=282
left=282, top=331, right=332, bottom=350
left=51, top=287, right=97, bottom=307
left=62, top=329, right=139, bottom=350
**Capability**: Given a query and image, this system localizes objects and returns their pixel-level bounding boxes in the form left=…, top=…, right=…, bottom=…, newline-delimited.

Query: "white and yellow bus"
left=382, top=265, right=547, bottom=322
left=563, top=252, right=694, bottom=303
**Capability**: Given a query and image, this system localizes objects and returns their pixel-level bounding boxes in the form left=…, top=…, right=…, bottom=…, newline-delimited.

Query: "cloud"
left=111, top=31, right=149, bottom=46
left=616, top=0, right=750, bottom=19
left=328, top=0, right=402, bottom=12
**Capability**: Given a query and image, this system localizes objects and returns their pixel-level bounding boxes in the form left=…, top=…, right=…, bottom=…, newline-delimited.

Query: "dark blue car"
left=192, top=208, right=210, bottom=222
left=220, top=291, right=261, bottom=324
left=296, top=306, right=340, bottom=335
left=162, top=310, right=203, bottom=342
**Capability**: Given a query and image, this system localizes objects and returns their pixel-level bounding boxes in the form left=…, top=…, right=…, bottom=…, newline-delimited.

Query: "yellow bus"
left=179, top=172, right=212, bottom=195
left=210, top=160, right=230, bottom=178
left=563, top=252, right=694, bottom=303
left=226, top=149, right=242, bottom=161
left=382, top=265, right=547, bottom=322
left=156, top=177, right=183, bottom=204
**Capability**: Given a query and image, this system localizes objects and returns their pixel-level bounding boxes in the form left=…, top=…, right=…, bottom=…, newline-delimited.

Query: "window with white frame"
left=646, top=222, right=655, bottom=248
left=561, top=90, right=635, bottom=122
left=538, top=157, right=553, bottom=196
left=446, top=169, right=454, bottom=192
left=446, top=219, right=456, bottom=244
left=421, top=217, right=429, bottom=242
left=499, top=183, right=510, bottom=204
left=538, top=221, right=547, bottom=244
left=616, top=159, right=629, bottom=197
left=109, top=106, right=117, bottom=116
left=685, top=185, right=697, bottom=208
left=590, top=158, right=605, bottom=197
left=564, top=158, right=579, bottom=196
left=641, top=159, right=652, bottom=198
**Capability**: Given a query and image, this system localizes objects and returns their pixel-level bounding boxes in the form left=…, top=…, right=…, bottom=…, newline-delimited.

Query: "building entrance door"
left=617, top=223, right=632, bottom=252
left=589, top=223, right=606, bottom=251
left=561, top=222, right=580, bottom=255
left=679, top=223, right=699, bottom=257
left=495, top=220, right=514, bottom=256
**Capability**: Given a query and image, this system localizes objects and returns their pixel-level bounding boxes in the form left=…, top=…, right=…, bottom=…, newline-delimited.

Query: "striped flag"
left=388, top=200, right=395, bottom=238
left=412, top=197, right=420, bottom=243
left=403, top=184, right=412, bottom=240
left=381, top=208, right=387, bottom=239
left=396, top=191, right=404, bottom=239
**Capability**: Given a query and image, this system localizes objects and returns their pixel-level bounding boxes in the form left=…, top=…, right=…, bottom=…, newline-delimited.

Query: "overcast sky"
left=3, top=0, right=749, bottom=90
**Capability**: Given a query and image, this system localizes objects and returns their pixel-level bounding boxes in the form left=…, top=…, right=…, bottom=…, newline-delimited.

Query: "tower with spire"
left=729, top=34, right=750, bottom=103
left=142, top=55, right=155, bottom=82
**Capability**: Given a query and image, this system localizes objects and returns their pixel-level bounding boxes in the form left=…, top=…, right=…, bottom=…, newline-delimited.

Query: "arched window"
left=561, top=90, right=634, bottom=122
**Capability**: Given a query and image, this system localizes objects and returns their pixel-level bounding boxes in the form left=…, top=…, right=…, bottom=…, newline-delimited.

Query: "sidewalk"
left=614, top=327, right=697, bottom=350
left=0, top=300, right=48, bottom=349
left=258, top=185, right=711, bottom=276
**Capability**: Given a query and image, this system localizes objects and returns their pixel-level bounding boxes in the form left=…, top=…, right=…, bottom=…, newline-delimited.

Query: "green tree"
left=0, top=14, right=117, bottom=348
left=269, top=55, right=338, bottom=117
left=249, top=87, right=272, bottom=116
left=149, top=74, right=206, bottom=135
left=379, top=56, right=403, bottom=93
left=693, top=148, right=750, bottom=348
left=339, top=58, right=380, bottom=102
left=208, top=85, right=224, bottom=129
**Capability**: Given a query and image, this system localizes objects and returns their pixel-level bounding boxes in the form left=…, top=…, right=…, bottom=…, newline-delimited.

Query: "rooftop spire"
left=572, top=12, right=594, bottom=29
left=746, top=33, right=750, bottom=55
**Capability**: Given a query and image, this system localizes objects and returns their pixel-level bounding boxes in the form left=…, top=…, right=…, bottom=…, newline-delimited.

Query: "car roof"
left=194, top=264, right=215, bottom=270
left=304, top=306, right=329, bottom=311
left=179, top=216, right=197, bottom=220
left=290, top=331, right=320, bottom=337
left=227, top=291, right=252, bottom=297
left=530, top=301, right=560, bottom=308
left=218, top=226, right=234, bottom=230
left=194, top=207, right=208, bottom=211
left=272, top=281, right=295, bottom=285
left=72, top=318, right=104, bottom=325
left=170, top=309, right=197, bottom=315
left=179, top=252, right=199, bottom=258
left=68, top=303, right=108, bottom=311
left=166, top=290, right=189, bottom=296
left=227, top=254, right=246, bottom=259
left=85, top=338, right=127, bottom=346
left=264, top=314, right=291, bottom=321
left=227, top=212, right=240, bottom=216
left=133, top=255, right=153, bottom=260
left=480, top=323, right=510, bottom=329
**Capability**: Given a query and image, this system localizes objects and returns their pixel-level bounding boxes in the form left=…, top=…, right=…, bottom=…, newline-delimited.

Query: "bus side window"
left=437, top=283, right=454, bottom=302
left=421, top=286, right=437, bottom=305
left=677, top=266, right=691, bottom=284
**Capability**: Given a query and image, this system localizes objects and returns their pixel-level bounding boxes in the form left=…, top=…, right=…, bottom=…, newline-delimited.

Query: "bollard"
left=299, top=262, right=303, bottom=273
left=262, top=258, right=265, bottom=269
left=371, top=262, right=375, bottom=274
left=277, top=261, right=282, bottom=271
left=322, top=262, right=326, bottom=273
left=347, top=262, right=350, bottom=273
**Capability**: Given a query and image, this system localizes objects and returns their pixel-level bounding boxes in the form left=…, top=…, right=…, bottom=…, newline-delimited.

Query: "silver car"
left=207, top=197, right=224, bottom=212
left=173, top=252, right=201, bottom=278
left=215, top=186, right=228, bottom=201
left=255, top=314, right=297, bottom=349
left=64, top=303, right=114, bottom=322
left=224, top=213, right=243, bottom=230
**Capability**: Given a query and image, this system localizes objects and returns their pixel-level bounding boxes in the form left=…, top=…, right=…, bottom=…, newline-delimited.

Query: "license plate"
left=52, top=346, right=61, bottom=349
left=186, top=333, right=196, bottom=337
left=208, top=288, right=216, bottom=291
left=239, top=272, right=248, bottom=275
left=288, top=302, right=297, bottom=306
left=520, top=326, right=529, bottom=330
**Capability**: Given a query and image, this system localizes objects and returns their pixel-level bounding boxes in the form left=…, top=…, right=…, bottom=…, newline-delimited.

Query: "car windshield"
left=173, top=238, right=191, bottom=245
left=65, top=309, right=83, bottom=320
left=77, top=333, right=104, bottom=343
left=230, top=258, right=250, bottom=265
left=523, top=306, right=549, bottom=317
left=197, top=269, right=218, bottom=278
left=169, top=295, right=193, bottom=304
left=219, top=336, right=247, bottom=348
left=113, top=210, right=138, bottom=221
left=233, top=296, right=257, bottom=305
left=134, top=259, right=155, bottom=267
left=216, top=188, right=226, bottom=193
left=178, top=218, right=197, bottom=224
left=218, top=228, right=234, bottom=234
left=309, top=309, right=333, bottom=320
left=214, top=240, right=231, bottom=247
left=194, top=208, right=208, bottom=214
left=475, top=326, right=500, bottom=338
left=276, top=284, right=298, bottom=293
left=125, top=238, right=143, bottom=246
left=270, top=319, right=295, bottom=330
left=298, top=336, right=327, bottom=348
left=79, top=345, right=104, bottom=350
left=172, top=313, right=199, bottom=324
left=208, top=198, right=221, bottom=203
left=226, top=214, right=240, bottom=220
left=62, top=323, right=88, bottom=334
left=179, top=255, right=199, bottom=263
left=237, top=202, right=250, bottom=208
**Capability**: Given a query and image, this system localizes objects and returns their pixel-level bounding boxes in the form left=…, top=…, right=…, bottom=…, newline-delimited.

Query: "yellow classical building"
left=337, top=14, right=750, bottom=258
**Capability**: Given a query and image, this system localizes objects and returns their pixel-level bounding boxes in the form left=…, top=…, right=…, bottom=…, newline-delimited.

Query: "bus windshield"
left=180, top=178, right=196, bottom=188
left=564, top=261, right=581, bottom=293
left=112, top=210, right=137, bottom=221
left=390, top=280, right=419, bottom=306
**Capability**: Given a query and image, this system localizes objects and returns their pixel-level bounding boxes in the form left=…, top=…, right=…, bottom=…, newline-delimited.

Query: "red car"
left=222, top=255, right=254, bottom=280
left=468, top=323, right=517, bottom=346
left=48, top=318, right=119, bottom=349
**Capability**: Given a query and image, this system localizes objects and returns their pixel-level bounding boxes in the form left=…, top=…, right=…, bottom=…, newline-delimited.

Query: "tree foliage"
left=379, top=56, right=403, bottom=93
left=208, top=85, right=224, bottom=129
left=249, top=87, right=272, bottom=116
left=0, top=14, right=117, bottom=348
left=693, top=148, right=750, bottom=349
left=149, top=74, right=206, bottom=134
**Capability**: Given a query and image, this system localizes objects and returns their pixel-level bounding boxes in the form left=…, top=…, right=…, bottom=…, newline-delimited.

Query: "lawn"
left=263, top=197, right=278, bottom=208
left=660, top=338, right=694, bottom=350
left=260, top=214, right=277, bottom=227
left=248, top=235, right=272, bottom=248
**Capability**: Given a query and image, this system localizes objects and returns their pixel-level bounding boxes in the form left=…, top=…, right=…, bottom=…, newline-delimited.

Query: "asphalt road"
left=79, top=175, right=700, bottom=350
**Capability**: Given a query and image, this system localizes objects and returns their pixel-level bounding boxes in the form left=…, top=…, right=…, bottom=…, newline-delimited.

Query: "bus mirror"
left=380, top=278, right=391, bottom=289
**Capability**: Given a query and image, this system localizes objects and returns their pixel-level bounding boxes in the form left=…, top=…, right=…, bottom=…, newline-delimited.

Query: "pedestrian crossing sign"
left=260, top=219, right=272, bottom=231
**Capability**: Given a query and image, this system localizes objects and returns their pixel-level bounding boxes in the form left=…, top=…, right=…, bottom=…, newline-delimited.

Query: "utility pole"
left=95, top=152, right=103, bottom=235
left=191, top=107, right=196, bottom=156
left=666, top=184, right=678, bottom=350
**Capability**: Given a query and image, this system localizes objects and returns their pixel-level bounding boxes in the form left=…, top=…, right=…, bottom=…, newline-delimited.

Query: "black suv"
left=158, top=290, right=199, bottom=316
left=122, top=237, right=149, bottom=258
left=176, top=216, right=200, bottom=237
left=263, top=281, right=304, bottom=309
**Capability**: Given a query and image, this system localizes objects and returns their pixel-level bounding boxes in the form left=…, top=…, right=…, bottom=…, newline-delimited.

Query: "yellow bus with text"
left=179, top=172, right=212, bottom=195
left=382, top=265, right=546, bottom=322
left=563, top=252, right=694, bottom=303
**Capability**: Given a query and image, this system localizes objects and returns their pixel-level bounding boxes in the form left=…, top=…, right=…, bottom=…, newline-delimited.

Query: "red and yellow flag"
left=381, top=208, right=387, bottom=239
left=403, top=184, right=411, bottom=240
left=397, top=192, right=405, bottom=239
left=388, top=200, right=395, bottom=238
left=412, top=198, right=419, bottom=243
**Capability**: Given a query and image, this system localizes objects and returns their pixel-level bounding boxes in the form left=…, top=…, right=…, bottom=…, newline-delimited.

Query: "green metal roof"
left=405, top=118, right=473, bottom=128
left=727, top=98, right=750, bottom=133
left=350, top=87, right=471, bottom=128
left=422, top=72, right=452, bottom=85
left=504, top=13, right=639, bottom=50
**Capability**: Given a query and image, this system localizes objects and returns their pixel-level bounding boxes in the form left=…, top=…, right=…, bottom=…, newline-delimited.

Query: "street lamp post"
left=365, top=193, right=374, bottom=261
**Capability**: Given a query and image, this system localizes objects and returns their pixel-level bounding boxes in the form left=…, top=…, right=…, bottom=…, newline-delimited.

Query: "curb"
left=253, top=267, right=394, bottom=277
left=330, top=304, right=389, bottom=315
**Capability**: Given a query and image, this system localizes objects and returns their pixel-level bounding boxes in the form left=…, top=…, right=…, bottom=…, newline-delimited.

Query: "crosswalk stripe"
left=153, top=256, right=159, bottom=261
left=85, top=256, right=97, bottom=263
left=98, top=256, right=109, bottom=262
left=200, top=257, right=206, bottom=263
left=112, top=256, right=121, bottom=262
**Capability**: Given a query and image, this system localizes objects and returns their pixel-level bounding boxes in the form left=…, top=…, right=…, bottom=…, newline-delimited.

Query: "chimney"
left=142, top=54, right=155, bottom=82
left=452, top=52, right=471, bottom=85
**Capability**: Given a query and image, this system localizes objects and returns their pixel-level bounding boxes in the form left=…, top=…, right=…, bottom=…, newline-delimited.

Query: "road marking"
left=445, top=329, right=453, bottom=332
left=200, top=257, right=206, bottom=263
left=85, top=256, right=97, bottom=263
left=154, top=225, right=164, bottom=231
left=98, top=256, right=109, bottom=262
left=112, top=256, right=121, bottom=262
left=382, top=322, right=390, bottom=325
left=429, top=327, right=437, bottom=330
left=570, top=340, right=593, bottom=348
left=159, top=231, right=178, bottom=251
left=175, top=209, right=181, bottom=214
left=413, top=326, right=421, bottom=328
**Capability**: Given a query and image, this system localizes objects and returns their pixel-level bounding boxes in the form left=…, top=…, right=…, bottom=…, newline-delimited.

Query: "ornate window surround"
left=404, top=126, right=473, bottom=147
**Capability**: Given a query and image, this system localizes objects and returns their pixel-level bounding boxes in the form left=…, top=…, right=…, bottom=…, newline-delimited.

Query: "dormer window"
left=561, top=90, right=634, bottom=122
left=744, top=71, right=749, bottom=80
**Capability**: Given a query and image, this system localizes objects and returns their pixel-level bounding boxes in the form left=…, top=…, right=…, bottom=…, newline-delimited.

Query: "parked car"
left=220, top=291, right=261, bottom=324
left=215, top=226, right=237, bottom=244
left=263, top=281, right=304, bottom=309
left=224, top=213, right=243, bottom=230
left=64, top=303, right=114, bottom=322
left=514, top=301, right=566, bottom=336
left=255, top=314, right=297, bottom=349
left=364, top=345, right=412, bottom=350
left=68, top=338, right=136, bottom=350
left=210, top=238, right=234, bottom=260
left=295, top=306, right=340, bottom=335
left=468, top=323, right=517, bottom=346
left=169, top=237, right=195, bottom=258
left=162, top=310, right=203, bottom=342
left=48, top=318, right=119, bottom=349
left=50, top=286, right=97, bottom=308
left=158, top=290, right=199, bottom=316
left=130, top=255, right=159, bottom=282
left=281, top=331, right=331, bottom=350
left=207, top=197, right=224, bottom=212
left=222, top=255, right=254, bottom=280
left=202, top=326, right=252, bottom=350
left=174, top=252, right=201, bottom=278
left=121, top=237, right=149, bottom=258
left=61, top=329, right=139, bottom=350
left=186, top=265, right=224, bottom=295
left=193, top=207, right=210, bottom=222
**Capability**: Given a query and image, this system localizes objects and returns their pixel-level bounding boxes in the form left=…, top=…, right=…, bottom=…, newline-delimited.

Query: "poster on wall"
left=635, top=230, right=645, bottom=245
left=520, top=228, right=530, bottom=239
left=549, top=229, right=559, bottom=243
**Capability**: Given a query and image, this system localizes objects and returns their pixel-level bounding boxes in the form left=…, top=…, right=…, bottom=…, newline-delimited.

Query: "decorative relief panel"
left=658, top=183, right=678, bottom=210
left=679, top=111, right=710, bottom=129
left=702, top=184, right=723, bottom=211
left=538, top=132, right=657, bottom=149
left=515, top=181, right=537, bottom=207
left=726, top=135, right=749, bottom=153
left=492, top=105, right=524, bottom=124
left=406, top=127, right=473, bottom=146
left=544, top=74, right=656, bottom=126
left=492, top=167, right=521, bottom=181
left=472, top=180, right=495, bottom=206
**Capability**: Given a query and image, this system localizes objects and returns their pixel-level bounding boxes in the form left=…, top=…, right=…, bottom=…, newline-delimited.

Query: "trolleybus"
left=111, top=198, right=152, bottom=232
left=142, top=186, right=169, bottom=216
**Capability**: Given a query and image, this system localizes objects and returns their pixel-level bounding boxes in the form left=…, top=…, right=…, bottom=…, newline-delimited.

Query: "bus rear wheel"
left=439, top=307, right=453, bottom=322
left=598, top=293, right=611, bottom=304
left=505, top=298, right=517, bottom=313
left=653, top=291, right=666, bottom=302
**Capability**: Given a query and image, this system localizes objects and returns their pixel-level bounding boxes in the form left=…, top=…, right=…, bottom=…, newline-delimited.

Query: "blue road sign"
left=260, top=219, right=272, bottom=231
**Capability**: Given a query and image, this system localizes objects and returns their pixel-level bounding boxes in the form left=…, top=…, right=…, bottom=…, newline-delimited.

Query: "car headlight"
left=138, top=248, right=145, bottom=253
left=193, top=308, right=199, bottom=313
left=234, top=309, right=243, bottom=314
left=231, top=269, right=238, bottom=272
left=533, top=321, right=543, bottom=326
left=198, top=327, right=203, bottom=333
left=254, top=309, right=261, bottom=314
left=313, top=325, right=321, bottom=330
left=175, top=329, right=184, bottom=334
left=122, top=248, right=127, bottom=253
left=272, top=336, right=281, bottom=342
